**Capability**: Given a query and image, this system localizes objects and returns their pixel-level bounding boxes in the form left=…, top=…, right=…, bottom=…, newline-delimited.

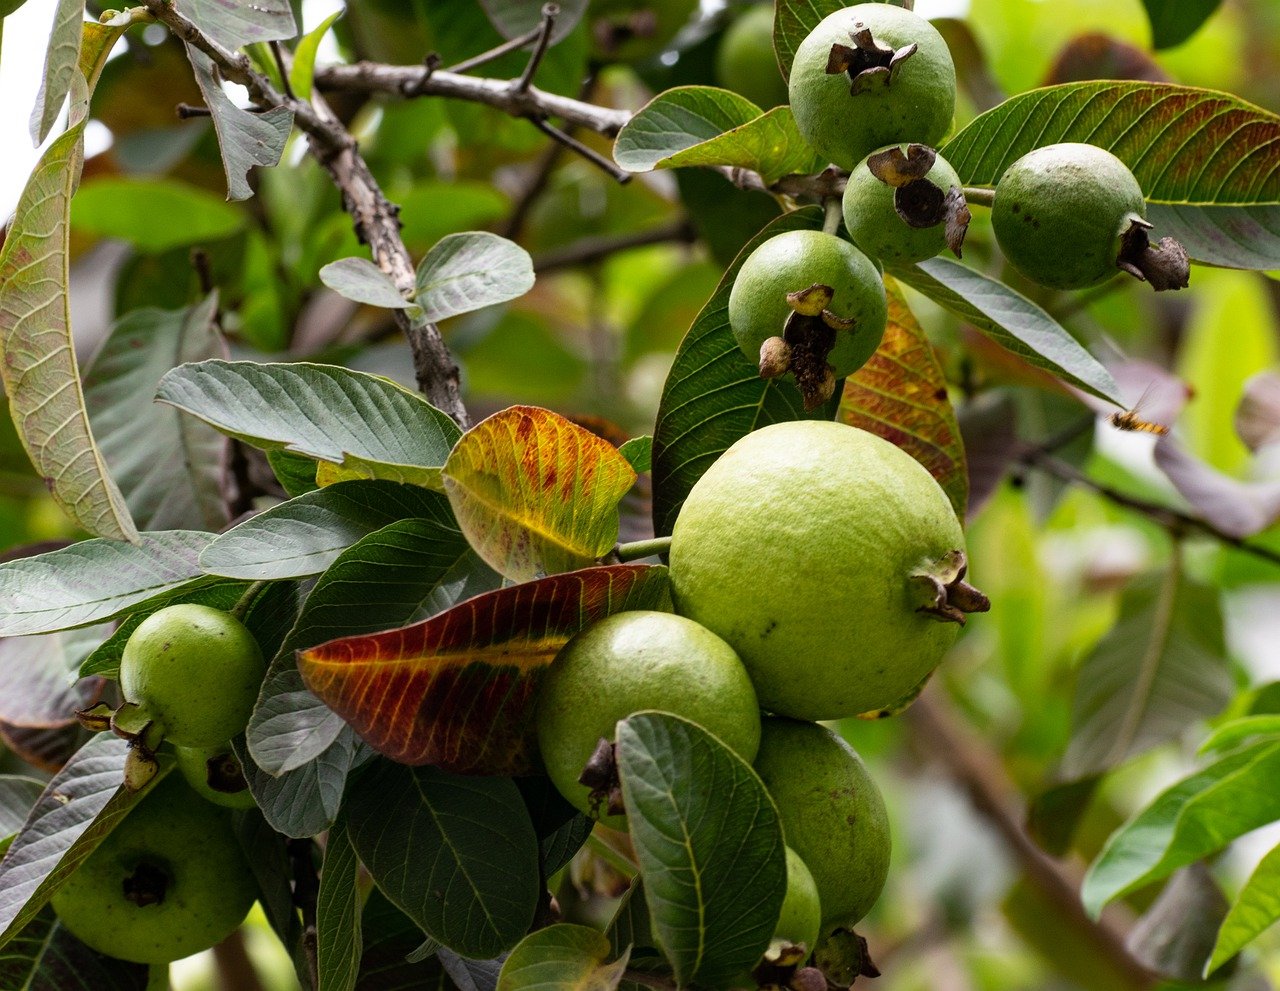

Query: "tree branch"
left=533, top=220, right=697, bottom=273
left=906, top=692, right=1158, bottom=991
left=141, top=0, right=468, bottom=425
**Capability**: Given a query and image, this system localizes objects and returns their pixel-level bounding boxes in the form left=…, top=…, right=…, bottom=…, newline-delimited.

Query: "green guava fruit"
left=536, top=610, right=761, bottom=827
left=843, top=143, right=970, bottom=265
left=754, top=717, right=890, bottom=927
left=991, top=142, right=1190, bottom=291
left=173, top=744, right=257, bottom=810
left=715, top=5, right=789, bottom=110
left=727, top=229, right=887, bottom=411
left=669, top=420, right=987, bottom=720
left=776, top=846, right=823, bottom=953
left=589, top=0, right=699, bottom=62
left=50, top=774, right=257, bottom=964
left=119, top=604, right=265, bottom=749
left=788, top=3, right=955, bottom=170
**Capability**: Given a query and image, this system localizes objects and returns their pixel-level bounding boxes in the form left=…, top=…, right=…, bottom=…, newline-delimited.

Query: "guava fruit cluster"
left=536, top=419, right=987, bottom=972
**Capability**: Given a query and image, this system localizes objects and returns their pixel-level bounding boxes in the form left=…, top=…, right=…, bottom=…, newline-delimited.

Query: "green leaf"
left=650, top=207, right=841, bottom=537
left=619, top=436, right=652, bottom=474
left=356, top=890, right=453, bottom=989
left=319, top=258, right=413, bottom=311
left=0, top=626, right=109, bottom=730
left=479, top=0, right=586, bottom=44
left=497, top=925, right=630, bottom=991
left=615, top=711, right=786, bottom=988
left=1199, top=715, right=1280, bottom=756
left=0, top=905, right=148, bottom=991
left=0, top=736, right=165, bottom=947
left=1083, top=741, right=1280, bottom=917
left=83, top=297, right=228, bottom=532
left=156, top=360, right=461, bottom=480
left=345, top=760, right=540, bottom=959
left=1062, top=571, right=1231, bottom=778
left=896, top=258, right=1123, bottom=403
left=0, top=112, right=138, bottom=543
left=414, top=232, right=535, bottom=323
left=1141, top=0, right=1222, bottom=49
left=1145, top=203, right=1280, bottom=271
left=317, top=816, right=362, bottom=991
left=236, top=728, right=362, bottom=840
left=659, top=105, right=823, bottom=183
left=247, top=512, right=496, bottom=776
left=0, top=531, right=213, bottom=637
left=613, top=86, right=762, bottom=172
left=289, top=10, right=342, bottom=101
left=201, top=480, right=449, bottom=580
left=0, top=776, right=45, bottom=854
left=71, top=178, right=245, bottom=252
left=185, top=46, right=292, bottom=201
left=184, top=0, right=296, bottom=48
left=1207, top=839, right=1280, bottom=974
left=29, top=0, right=83, bottom=144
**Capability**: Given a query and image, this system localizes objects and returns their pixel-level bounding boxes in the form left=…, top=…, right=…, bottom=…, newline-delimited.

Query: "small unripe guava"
left=536, top=611, right=760, bottom=828
left=715, top=5, right=789, bottom=110
left=173, top=744, right=257, bottom=810
left=754, top=718, right=890, bottom=927
left=670, top=420, right=984, bottom=719
left=843, top=144, right=967, bottom=265
left=789, top=4, right=956, bottom=170
left=728, top=230, right=887, bottom=410
left=589, top=0, right=698, bottom=62
left=119, top=604, right=265, bottom=749
left=50, top=774, right=257, bottom=963
left=992, top=143, right=1150, bottom=289
left=776, top=847, right=823, bottom=953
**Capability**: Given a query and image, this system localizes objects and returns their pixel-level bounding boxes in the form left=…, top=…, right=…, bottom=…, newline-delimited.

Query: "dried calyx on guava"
left=535, top=610, right=760, bottom=829
left=843, top=143, right=971, bottom=265
left=728, top=229, right=887, bottom=411
left=991, top=142, right=1190, bottom=291
left=669, top=420, right=988, bottom=720
left=789, top=3, right=956, bottom=170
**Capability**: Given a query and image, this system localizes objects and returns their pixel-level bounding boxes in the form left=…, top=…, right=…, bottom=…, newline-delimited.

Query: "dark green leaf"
left=650, top=206, right=840, bottom=537
left=496, top=925, right=629, bottom=991
left=236, top=730, right=363, bottom=840
left=317, top=816, right=362, bottom=991
left=0, top=905, right=148, bottom=991
left=356, top=890, right=453, bottom=991
left=0, top=531, right=213, bottom=637
left=346, top=760, right=540, bottom=958
left=1141, top=0, right=1222, bottom=49
left=1063, top=572, right=1231, bottom=778
left=414, top=232, right=535, bottom=323
left=615, top=711, right=786, bottom=987
left=83, top=297, right=228, bottom=532
left=897, top=258, right=1123, bottom=403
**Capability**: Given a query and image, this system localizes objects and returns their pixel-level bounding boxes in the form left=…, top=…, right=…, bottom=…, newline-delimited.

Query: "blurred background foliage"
left=2, top=0, right=1279, bottom=989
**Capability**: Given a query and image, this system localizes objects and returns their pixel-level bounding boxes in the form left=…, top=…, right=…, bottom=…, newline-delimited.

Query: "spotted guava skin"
left=992, top=142, right=1147, bottom=289
left=843, top=144, right=963, bottom=266
left=716, top=5, right=789, bottom=110
left=669, top=420, right=965, bottom=720
left=728, top=230, right=887, bottom=378
left=753, top=717, right=890, bottom=927
left=788, top=4, right=956, bottom=170
left=536, top=610, right=761, bottom=828
left=589, top=0, right=699, bottom=62
left=119, top=604, right=265, bottom=749
left=50, top=775, right=257, bottom=964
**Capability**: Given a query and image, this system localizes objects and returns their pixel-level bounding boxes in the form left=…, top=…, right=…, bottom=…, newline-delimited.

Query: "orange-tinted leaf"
left=297, top=564, right=671, bottom=775
left=442, top=406, right=638, bottom=581
left=838, top=279, right=968, bottom=517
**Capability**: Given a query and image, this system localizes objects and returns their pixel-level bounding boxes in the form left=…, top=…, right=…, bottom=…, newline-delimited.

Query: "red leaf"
left=298, top=564, right=671, bottom=775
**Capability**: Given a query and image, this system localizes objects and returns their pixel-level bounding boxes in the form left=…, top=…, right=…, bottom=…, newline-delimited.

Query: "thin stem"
left=533, top=220, right=696, bottom=273
left=445, top=31, right=540, bottom=75
left=288, top=839, right=320, bottom=989
left=963, top=186, right=995, bottom=208
left=515, top=3, right=559, bottom=93
left=615, top=536, right=673, bottom=562
left=621, top=972, right=678, bottom=991
left=528, top=116, right=632, bottom=182
left=230, top=580, right=269, bottom=621
left=270, top=40, right=294, bottom=99
left=823, top=196, right=843, bottom=234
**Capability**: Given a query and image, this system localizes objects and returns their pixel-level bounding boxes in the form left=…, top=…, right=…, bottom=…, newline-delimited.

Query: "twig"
left=444, top=28, right=542, bottom=76
left=614, top=536, right=672, bottom=562
left=211, top=930, right=266, bottom=991
left=288, top=839, right=320, bottom=989
left=1018, top=446, right=1280, bottom=568
left=906, top=692, right=1158, bottom=991
left=515, top=4, right=559, bottom=93
left=533, top=220, right=697, bottom=273
left=963, top=186, right=995, bottom=208
left=530, top=116, right=632, bottom=182
left=141, top=0, right=469, bottom=426
left=270, top=40, right=294, bottom=99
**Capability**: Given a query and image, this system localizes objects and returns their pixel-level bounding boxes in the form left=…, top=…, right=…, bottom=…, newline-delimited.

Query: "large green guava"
left=788, top=3, right=955, bottom=170
left=50, top=774, right=257, bottom=964
left=536, top=610, right=760, bottom=827
left=119, top=604, right=265, bottom=749
left=754, top=717, right=890, bottom=927
left=715, top=5, right=789, bottom=110
left=669, top=420, right=986, bottom=720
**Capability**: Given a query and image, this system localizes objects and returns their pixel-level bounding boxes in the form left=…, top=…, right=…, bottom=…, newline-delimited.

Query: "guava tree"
left=0, top=0, right=1278, bottom=989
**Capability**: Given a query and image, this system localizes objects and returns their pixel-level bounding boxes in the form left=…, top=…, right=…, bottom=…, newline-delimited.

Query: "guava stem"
left=615, top=536, right=673, bottom=562
left=962, top=186, right=995, bottom=208
left=230, top=580, right=270, bottom=621
left=822, top=197, right=843, bottom=235
left=146, top=962, right=172, bottom=991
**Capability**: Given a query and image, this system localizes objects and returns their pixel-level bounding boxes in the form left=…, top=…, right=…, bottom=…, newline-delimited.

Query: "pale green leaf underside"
left=614, top=85, right=762, bottom=173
